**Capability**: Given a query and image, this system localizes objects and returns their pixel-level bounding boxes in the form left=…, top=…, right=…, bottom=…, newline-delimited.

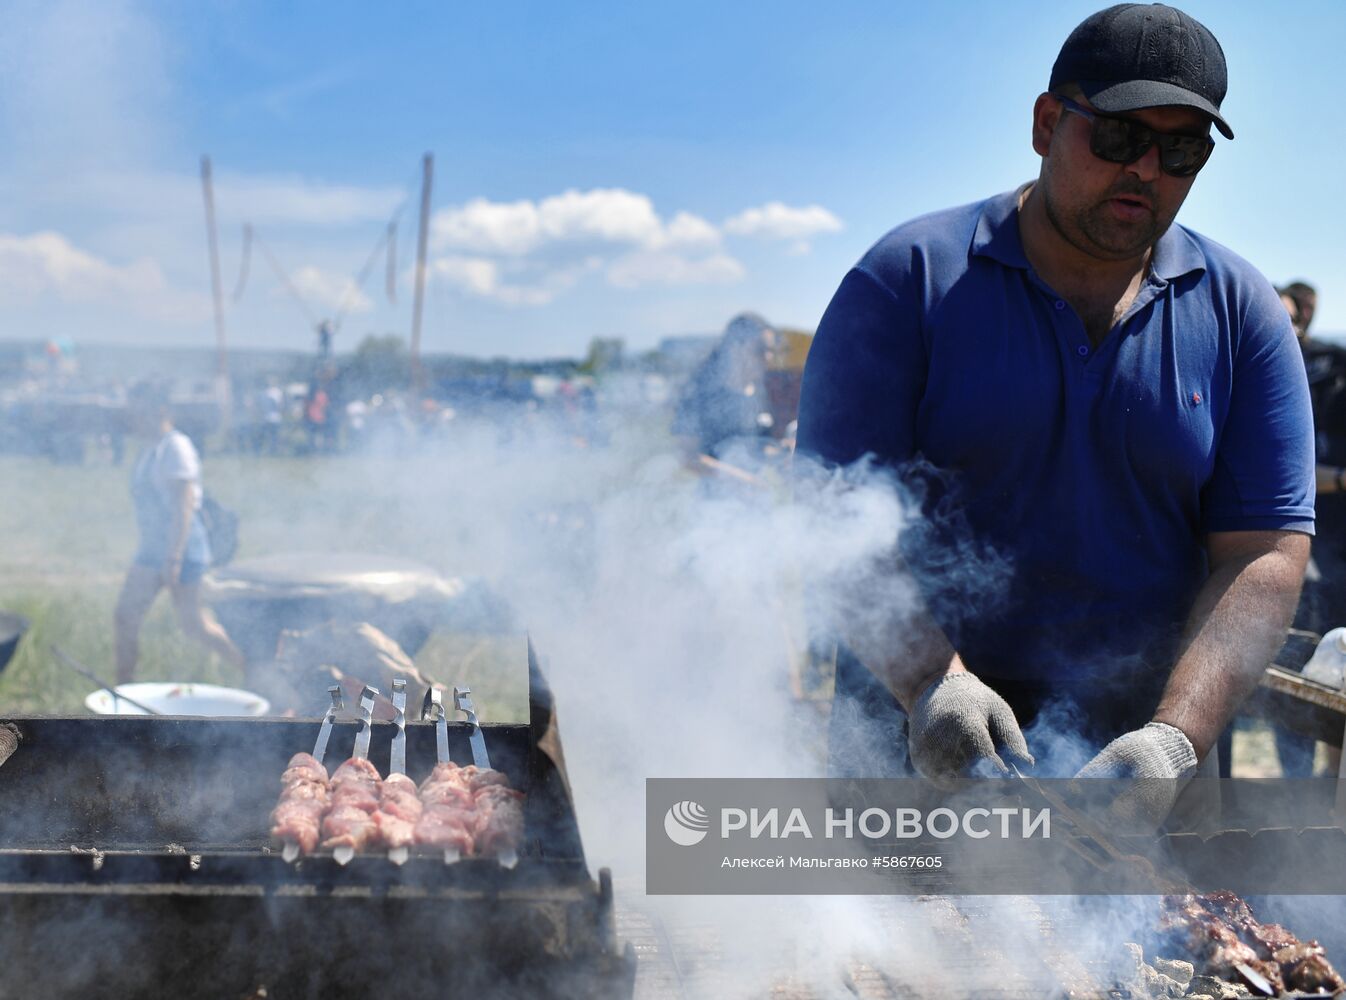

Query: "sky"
left=0, top=0, right=1342, bottom=358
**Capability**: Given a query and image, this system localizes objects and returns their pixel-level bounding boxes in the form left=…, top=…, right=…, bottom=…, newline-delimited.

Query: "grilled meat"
left=413, top=762, right=476, bottom=853
left=1286, top=951, right=1344, bottom=992
left=280, top=753, right=328, bottom=787
left=272, top=756, right=525, bottom=859
left=472, top=783, right=525, bottom=857
left=420, top=761, right=509, bottom=795
left=1272, top=941, right=1325, bottom=966
left=321, top=757, right=383, bottom=851
left=412, top=761, right=524, bottom=856
left=374, top=772, right=423, bottom=849
left=1161, top=892, right=1345, bottom=995
left=269, top=752, right=330, bottom=854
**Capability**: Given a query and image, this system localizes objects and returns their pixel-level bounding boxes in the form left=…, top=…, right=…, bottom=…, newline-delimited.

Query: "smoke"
left=209, top=391, right=1148, bottom=995
left=10, top=373, right=1346, bottom=995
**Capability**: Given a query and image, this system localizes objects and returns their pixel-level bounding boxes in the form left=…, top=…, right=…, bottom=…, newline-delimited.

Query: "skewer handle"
left=422, top=688, right=450, bottom=764
left=454, top=686, right=491, bottom=770
left=353, top=684, right=379, bottom=761
left=390, top=679, right=407, bottom=777
left=311, top=686, right=343, bottom=764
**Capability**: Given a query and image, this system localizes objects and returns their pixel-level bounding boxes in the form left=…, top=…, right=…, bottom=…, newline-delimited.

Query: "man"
left=797, top=4, right=1314, bottom=825
left=673, top=313, right=780, bottom=464
left=1284, top=282, right=1318, bottom=340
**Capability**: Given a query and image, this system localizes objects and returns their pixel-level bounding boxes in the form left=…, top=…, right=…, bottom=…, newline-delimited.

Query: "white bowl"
left=84, top=682, right=270, bottom=717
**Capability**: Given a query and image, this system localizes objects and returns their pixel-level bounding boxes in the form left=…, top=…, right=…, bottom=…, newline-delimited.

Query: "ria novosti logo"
left=663, top=800, right=710, bottom=846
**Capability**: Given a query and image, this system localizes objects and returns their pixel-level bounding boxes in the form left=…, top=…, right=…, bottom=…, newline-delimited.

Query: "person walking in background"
left=304, top=382, right=327, bottom=453
left=114, top=382, right=244, bottom=685
left=259, top=381, right=284, bottom=455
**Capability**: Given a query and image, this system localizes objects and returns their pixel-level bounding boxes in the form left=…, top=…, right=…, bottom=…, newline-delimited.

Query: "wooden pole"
left=409, top=152, right=434, bottom=395
left=200, top=155, right=231, bottom=426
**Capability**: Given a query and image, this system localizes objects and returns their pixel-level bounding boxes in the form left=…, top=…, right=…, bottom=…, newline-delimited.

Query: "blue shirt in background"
left=798, top=187, right=1314, bottom=690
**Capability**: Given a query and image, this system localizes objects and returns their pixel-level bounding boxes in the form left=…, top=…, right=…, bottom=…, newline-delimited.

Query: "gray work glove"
left=908, top=673, right=1034, bottom=787
left=1074, top=721, right=1198, bottom=833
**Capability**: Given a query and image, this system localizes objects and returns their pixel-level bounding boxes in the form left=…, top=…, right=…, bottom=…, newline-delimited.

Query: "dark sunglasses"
left=1055, top=95, right=1215, bottom=178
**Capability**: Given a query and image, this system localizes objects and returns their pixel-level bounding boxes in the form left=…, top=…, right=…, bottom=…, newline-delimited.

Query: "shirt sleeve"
left=158, top=433, right=202, bottom=483
left=796, top=265, right=928, bottom=470
left=1201, top=285, right=1316, bottom=535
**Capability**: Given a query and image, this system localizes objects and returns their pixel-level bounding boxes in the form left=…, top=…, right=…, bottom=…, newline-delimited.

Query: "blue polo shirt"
left=798, top=187, right=1314, bottom=687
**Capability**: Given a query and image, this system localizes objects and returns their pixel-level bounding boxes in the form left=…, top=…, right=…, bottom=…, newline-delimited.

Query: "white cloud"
left=723, top=202, right=843, bottom=251
left=432, top=188, right=721, bottom=256
left=607, top=251, right=745, bottom=289
left=429, top=189, right=740, bottom=302
left=429, top=256, right=561, bottom=307
left=288, top=266, right=373, bottom=315
left=428, top=192, right=832, bottom=304
left=659, top=211, right=722, bottom=250
left=537, top=188, right=664, bottom=247
left=0, top=229, right=208, bottom=323
left=432, top=198, right=544, bottom=256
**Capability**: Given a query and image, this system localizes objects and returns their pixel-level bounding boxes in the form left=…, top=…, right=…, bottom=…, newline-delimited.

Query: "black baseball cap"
left=1049, top=3, right=1233, bottom=140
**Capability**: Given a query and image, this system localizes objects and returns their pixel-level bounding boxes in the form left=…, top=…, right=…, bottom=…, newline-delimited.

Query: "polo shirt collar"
left=970, top=187, right=1031, bottom=270
left=970, top=185, right=1207, bottom=283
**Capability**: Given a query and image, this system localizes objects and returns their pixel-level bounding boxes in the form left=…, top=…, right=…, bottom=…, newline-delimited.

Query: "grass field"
left=0, top=424, right=638, bottom=719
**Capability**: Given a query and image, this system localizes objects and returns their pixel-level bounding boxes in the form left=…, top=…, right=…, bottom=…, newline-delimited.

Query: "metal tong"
left=333, top=684, right=378, bottom=866
left=282, top=686, right=343, bottom=863
left=387, top=678, right=411, bottom=866
left=421, top=687, right=460, bottom=863
left=1008, top=763, right=1195, bottom=894
left=455, top=686, right=517, bottom=869
left=52, top=646, right=162, bottom=716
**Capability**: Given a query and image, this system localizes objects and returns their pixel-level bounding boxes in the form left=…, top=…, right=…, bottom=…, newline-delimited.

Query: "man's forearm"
left=839, top=589, right=965, bottom=713
left=1153, top=531, right=1309, bottom=760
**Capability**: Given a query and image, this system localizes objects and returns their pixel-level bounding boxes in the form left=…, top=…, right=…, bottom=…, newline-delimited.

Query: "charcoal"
left=1185, top=975, right=1252, bottom=999
left=1151, top=958, right=1193, bottom=986
left=1137, top=964, right=1184, bottom=998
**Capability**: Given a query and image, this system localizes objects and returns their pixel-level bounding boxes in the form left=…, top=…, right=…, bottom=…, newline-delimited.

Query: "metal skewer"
left=334, top=684, right=378, bottom=866
left=388, top=678, right=410, bottom=866
left=421, top=688, right=460, bottom=864
left=455, top=686, right=517, bottom=869
left=283, top=686, right=342, bottom=863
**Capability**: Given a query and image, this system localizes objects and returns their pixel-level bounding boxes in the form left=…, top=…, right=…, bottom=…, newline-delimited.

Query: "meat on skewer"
left=413, top=762, right=475, bottom=855
left=1161, top=892, right=1345, bottom=995
left=472, top=783, right=525, bottom=857
left=419, top=761, right=508, bottom=795
left=321, top=757, right=383, bottom=852
left=269, top=752, right=330, bottom=855
left=374, top=772, right=423, bottom=849
left=411, top=761, right=524, bottom=858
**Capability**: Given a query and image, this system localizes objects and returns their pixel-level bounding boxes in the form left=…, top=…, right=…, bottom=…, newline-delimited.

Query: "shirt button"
left=1054, top=300, right=1066, bottom=310
left=1077, top=345, right=1089, bottom=356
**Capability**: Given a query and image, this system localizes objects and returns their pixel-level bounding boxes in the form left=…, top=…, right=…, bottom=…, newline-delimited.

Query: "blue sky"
left=1, top=0, right=1342, bottom=357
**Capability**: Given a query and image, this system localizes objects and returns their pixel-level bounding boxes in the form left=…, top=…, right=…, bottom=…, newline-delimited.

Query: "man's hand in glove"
left=908, top=672, right=1033, bottom=787
left=1074, top=721, right=1198, bottom=833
